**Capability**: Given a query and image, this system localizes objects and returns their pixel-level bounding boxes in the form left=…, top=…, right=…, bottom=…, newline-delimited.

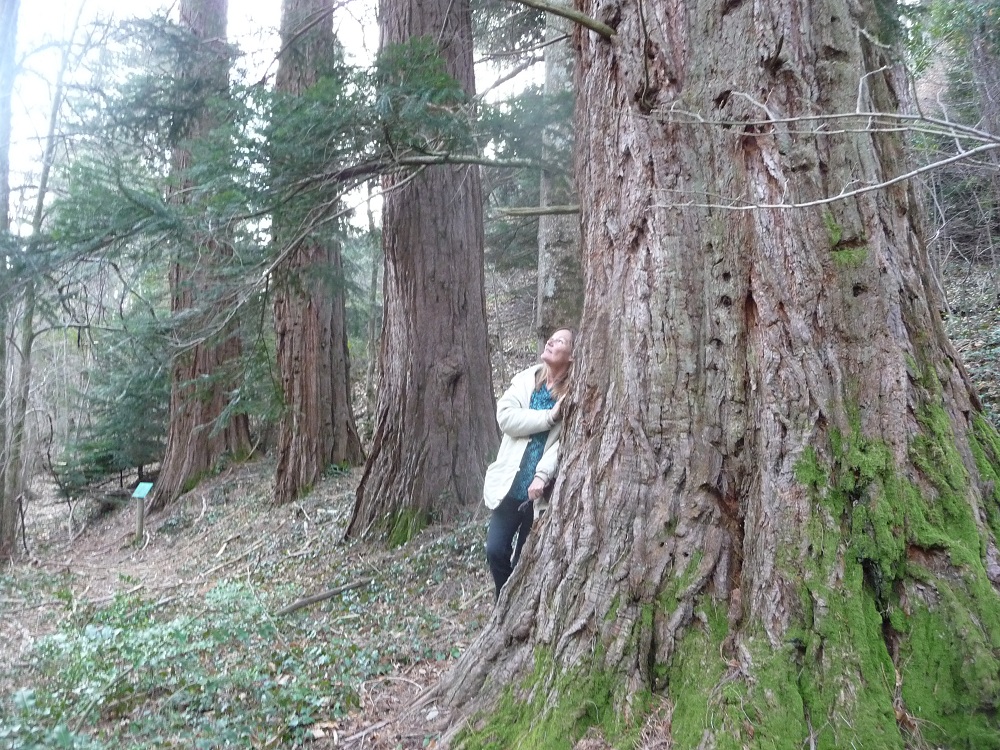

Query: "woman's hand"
left=548, top=396, right=566, bottom=426
left=527, top=476, right=547, bottom=501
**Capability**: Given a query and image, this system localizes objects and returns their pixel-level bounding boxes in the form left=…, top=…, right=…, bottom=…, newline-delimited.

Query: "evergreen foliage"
left=479, top=84, right=573, bottom=268
left=471, top=0, right=545, bottom=67
left=55, top=305, right=170, bottom=496
left=8, top=1, right=559, bottom=494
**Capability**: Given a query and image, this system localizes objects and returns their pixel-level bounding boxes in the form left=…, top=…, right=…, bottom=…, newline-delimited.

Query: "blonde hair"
left=534, top=328, right=575, bottom=399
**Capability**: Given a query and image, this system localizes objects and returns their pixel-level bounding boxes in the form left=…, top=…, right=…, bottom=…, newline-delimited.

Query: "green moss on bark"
left=969, top=413, right=1000, bottom=540
left=665, top=602, right=743, bottom=749
left=792, top=404, right=1000, bottom=749
left=385, top=508, right=430, bottom=546
left=788, top=442, right=904, bottom=748
left=454, top=650, right=650, bottom=750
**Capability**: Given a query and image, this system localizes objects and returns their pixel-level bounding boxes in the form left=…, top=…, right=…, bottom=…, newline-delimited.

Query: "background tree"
left=3, top=8, right=84, bottom=559
left=437, top=0, right=1000, bottom=747
left=271, top=0, right=363, bottom=506
left=0, top=0, right=19, bottom=560
left=534, top=7, right=582, bottom=343
left=150, top=0, right=252, bottom=511
left=346, top=1, right=498, bottom=541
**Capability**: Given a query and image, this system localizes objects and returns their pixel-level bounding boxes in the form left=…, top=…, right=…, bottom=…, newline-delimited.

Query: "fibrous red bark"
left=151, top=0, right=252, bottom=511
left=346, top=0, right=498, bottom=540
left=273, top=0, right=363, bottom=506
left=434, top=1, right=1000, bottom=747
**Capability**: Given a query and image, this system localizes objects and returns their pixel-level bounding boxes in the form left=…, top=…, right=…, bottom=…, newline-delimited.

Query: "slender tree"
left=0, top=0, right=19, bottom=560
left=346, top=0, right=498, bottom=541
left=150, top=0, right=251, bottom=511
left=272, top=0, right=363, bottom=506
left=436, top=1, right=1000, bottom=747
left=535, top=8, right=582, bottom=343
left=4, top=13, right=78, bottom=546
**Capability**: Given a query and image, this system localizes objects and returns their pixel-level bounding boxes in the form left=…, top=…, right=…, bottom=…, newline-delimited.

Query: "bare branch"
left=498, top=205, right=579, bottom=217
left=512, top=0, right=616, bottom=40
left=658, top=141, right=1000, bottom=211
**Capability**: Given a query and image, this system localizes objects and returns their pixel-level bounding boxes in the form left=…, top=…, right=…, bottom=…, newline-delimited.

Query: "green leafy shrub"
left=0, top=581, right=386, bottom=748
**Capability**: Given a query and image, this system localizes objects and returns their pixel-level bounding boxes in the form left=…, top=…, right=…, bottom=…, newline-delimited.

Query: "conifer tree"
left=347, top=0, right=498, bottom=541
left=150, top=0, right=251, bottom=511
left=272, top=0, right=363, bottom=506
left=0, top=0, right=19, bottom=560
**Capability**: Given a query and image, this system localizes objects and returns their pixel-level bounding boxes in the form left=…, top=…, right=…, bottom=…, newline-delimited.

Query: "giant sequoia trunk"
left=272, top=0, right=363, bottom=506
left=437, top=1, right=1000, bottom=747
left=150, top=0, right=251, bottom=511
left=346, top=0, right=497, bottom=540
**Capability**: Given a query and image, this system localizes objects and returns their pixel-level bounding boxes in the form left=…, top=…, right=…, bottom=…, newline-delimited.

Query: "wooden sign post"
left=133, top=482, right=154, bottom=545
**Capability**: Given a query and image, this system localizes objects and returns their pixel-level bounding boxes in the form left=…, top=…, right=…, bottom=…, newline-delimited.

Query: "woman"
left=484, top=328, right=574, bottom=600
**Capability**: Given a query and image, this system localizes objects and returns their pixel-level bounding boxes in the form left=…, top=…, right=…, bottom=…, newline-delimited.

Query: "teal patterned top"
left=507, top=384, right=556, bottom=502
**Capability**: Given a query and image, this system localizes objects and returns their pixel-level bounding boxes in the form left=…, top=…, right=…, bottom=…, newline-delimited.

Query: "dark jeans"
left=486, top=494, right=533, bottom=600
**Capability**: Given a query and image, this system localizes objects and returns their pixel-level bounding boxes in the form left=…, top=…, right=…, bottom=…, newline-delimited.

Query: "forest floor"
left=1, top=264, right=999, bottom=750
left=0, top=460, right=493, bottom=749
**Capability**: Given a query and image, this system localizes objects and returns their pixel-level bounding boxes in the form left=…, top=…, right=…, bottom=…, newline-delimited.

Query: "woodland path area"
left=1, top=266, right=999, bottom=749
left=0, top=459, right=492, bottom=749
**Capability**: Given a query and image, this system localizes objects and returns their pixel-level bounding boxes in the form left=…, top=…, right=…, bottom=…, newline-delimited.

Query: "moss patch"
left=455, top=650, right=649, bottom=750
left=831, top=247, right=868, bottom=267
left=969, top=413, right=1000, bottom=541
left=793, top=405, right=1000, bottom=749
left=384, top=508, right=430, bottom=547
left=665, top=603, right=743, bottom=749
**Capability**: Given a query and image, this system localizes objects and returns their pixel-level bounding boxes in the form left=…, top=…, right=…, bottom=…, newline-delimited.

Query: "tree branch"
left=498, top=205, right=580, bottom=216
left=275, top=578, right=375, bottom=616
left=513, top=0, right=616, bottom=40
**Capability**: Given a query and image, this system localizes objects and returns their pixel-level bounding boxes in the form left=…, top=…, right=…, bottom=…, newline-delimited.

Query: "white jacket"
left=482, top=364, right=562, bottom=516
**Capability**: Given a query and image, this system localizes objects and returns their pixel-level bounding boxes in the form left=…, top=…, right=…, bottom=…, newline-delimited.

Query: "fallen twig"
left=341, top=719, right=390, bottom=746
left=198, top=539, right=265, bottom=579
left=194, top=493, right=208, bottom=526
left=274, top=577, right=375, bottom=616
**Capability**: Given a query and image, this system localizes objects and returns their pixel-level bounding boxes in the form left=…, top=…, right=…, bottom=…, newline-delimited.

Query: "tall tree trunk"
left=436, top=1, right=1000, bottom=748
left=0, top=0, right=19, bottom=561
left=272, top=0, right=363, bottom=506
left=364, top=185, right=380, bottom=421
left=535, top=8, right=582, bottom=344
left=346, top=0, right=498, bottom=541
left=150, top=0, right=251, bottom=511
left=4, top=7, right=70, bottom=557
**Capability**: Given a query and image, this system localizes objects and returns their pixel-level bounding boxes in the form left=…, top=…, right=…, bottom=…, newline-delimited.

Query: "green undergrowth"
left=793, top=403, right=1000, bottom=749
left=454, top=650, right=650, bottom=750
left=1, top=499, right=490, bottom=750
left=0, top=581, right=388, bottom=749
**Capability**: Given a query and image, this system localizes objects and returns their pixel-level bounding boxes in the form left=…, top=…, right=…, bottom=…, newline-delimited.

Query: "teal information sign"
left=132, top=482, right=154, bottom=499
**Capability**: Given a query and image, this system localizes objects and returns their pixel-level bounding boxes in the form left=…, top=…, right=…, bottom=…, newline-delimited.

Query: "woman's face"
left=541, top=329, right=574, bottom=370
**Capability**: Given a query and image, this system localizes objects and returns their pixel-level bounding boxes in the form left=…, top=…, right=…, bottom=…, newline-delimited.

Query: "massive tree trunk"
left=150, top=0, right=251, bottom=511
left=272, top=0, right=363, bottom=506
left=535, top=8, right=582, bottom=343
left=436, top=1, right=1000, bottom=748
left=345, top=0, right=498, bottom=541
